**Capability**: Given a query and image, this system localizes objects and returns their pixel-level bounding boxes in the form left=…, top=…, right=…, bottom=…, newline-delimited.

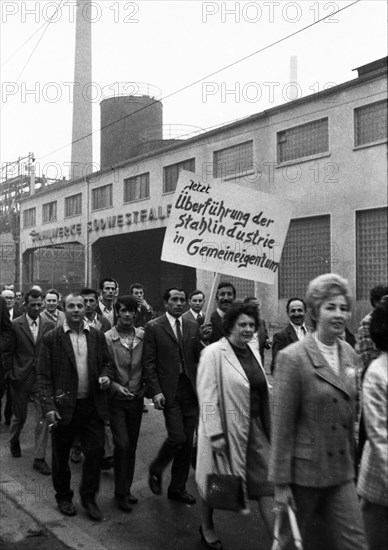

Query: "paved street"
left=0, top=397, right=272, bottom=550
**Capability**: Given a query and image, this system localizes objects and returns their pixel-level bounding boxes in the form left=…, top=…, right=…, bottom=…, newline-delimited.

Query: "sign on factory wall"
left=161, top=170, right=293, bottom=284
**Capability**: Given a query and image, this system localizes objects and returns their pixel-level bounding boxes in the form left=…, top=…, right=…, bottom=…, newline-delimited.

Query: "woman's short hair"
left=370, top=298, right=388, bottom=351
left=223, top=300, right=259, bottom=335
left=306, top=273, right=352, bottom=328
left=114, top=295, right=138, bottom=314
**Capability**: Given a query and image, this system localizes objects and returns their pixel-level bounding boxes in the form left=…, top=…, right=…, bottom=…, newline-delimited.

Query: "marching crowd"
left=0, top=276, right=387, bottom=550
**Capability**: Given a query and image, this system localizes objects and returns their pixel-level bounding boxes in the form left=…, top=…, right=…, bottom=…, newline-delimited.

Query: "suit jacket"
left=142, top=314, right=202, bottom=406
left=0, top=296, right=13, bottom=355
left=268, top=334, right=360, bottom=488
left=134, top=304, right=154, bottom=328
left=9, top=303, right=23, bottom=321
left=208, top=310, right=225, bottom=344
left=6, top=314, right=55, bottom=385
left=37, top=325, right=114, bottom=425
left=182, top=309, right=204, bottom=325
left=271, top=322, right=298, bottom=373
left=96, top=303, right=117, bottom=328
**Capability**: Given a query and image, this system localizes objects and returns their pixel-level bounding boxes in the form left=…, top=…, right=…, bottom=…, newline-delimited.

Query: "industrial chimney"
left=70, top=0, right=93, bottom=181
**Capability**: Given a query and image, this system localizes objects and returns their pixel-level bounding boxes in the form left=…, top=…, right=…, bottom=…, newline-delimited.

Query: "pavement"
left=0, top=395, right=273, bottom=550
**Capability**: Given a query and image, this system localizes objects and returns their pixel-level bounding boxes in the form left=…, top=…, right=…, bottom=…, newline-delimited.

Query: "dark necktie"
left=175, top=319, right=186, bottom=373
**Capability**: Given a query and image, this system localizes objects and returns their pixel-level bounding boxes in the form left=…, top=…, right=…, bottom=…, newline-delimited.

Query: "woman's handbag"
left=271, top=504, right=303, bottom=550
left=206, top=453, right=245, bottom=511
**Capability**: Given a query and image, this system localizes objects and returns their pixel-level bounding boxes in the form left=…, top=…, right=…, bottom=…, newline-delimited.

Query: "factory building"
left=17, top=57, right=387, bottom=327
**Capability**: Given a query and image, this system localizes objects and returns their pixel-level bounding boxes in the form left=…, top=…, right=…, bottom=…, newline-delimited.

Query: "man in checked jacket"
left=37, top=293, right=113, bottom=521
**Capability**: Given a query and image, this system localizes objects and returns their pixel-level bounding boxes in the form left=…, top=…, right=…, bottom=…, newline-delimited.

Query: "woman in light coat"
left=358, top=298, right=388, bottom=550
left=196, top=301, right=274, bottom=550
left=269, top=273, right=367, bottom=550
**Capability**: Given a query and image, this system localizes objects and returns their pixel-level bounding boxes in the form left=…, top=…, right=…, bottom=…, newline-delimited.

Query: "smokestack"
left=289, top=56, right=298, bottom=101
left=71, top=0, right=93, bottom=181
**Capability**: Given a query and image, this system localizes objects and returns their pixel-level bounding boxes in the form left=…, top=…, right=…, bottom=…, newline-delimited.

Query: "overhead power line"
left=36, top=0, right=361, bottom=163
left=14, top=0, right=66, bottom=82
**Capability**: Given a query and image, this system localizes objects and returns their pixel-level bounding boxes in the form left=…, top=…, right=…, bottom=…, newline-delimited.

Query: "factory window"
left=92, top=184, right=113, bottom=211
left=163, top=158, right=195, bottom=194
left=356, top=207, right=388, bottom=300
left=42, top=201, right=57, bottom=223
left=278, top=215, right=331, bottom=298
left=124, top=172, right=150, bottom=203
left=23, top=208, right=36, bottom=227
left=277, top=118, right=329, bottom=164
left=354, top=100, right=387, bottom=147
left=213, top=141, right=253, bottom=179
left=65, top=193, right=82, bottom=217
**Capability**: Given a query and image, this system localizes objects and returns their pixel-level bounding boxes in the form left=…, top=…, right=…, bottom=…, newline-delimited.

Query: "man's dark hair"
left=24, top=289, right=43, bottom=304
left=44, top=288, right=60, bottom=299
left=130, top=283, right=144, bottom=294
left=80, top=287, right=99, bottom=300
left=114, top=295, right=138, bottom=314
left=189, top=289, right=205, bottom=300
left=370, top=285, right=388, bottom=308
left=243, top=296, right=257, bottom=304
left=223, top=300, right=259, bottom=336
left=216, top=281, right=236, bottom=299
left=286, top=297, right=306, bottom=313
left=163, top=288, right=187, bottom=302
left=99, top=277, right=118, bottom=290
left=370, top=298, right=388, bottom=351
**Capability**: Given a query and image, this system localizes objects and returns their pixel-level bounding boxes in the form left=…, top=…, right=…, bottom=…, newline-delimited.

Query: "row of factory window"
left=23, top=99, right=386, bottom=228
left=279, top=207, right=387, bottom=301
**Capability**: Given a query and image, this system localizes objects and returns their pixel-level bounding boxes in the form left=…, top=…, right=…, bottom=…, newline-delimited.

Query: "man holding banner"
left=208, top=282, right=236, bottom=344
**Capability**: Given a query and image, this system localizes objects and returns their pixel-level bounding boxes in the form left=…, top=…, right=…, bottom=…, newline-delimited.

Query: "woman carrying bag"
left=196, top=301, right=274, bottom=550
left=269, top=274, right=367, bottom=550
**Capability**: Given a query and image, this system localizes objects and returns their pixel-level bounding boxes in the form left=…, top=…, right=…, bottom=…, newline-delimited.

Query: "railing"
left=139, top=124, right=205, bottom=143
left=100, top=82, right=162, bottom=102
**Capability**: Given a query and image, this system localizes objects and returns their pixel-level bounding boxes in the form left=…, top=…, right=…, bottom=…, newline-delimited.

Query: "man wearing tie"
left=5, top=289, right=54, bottom=474
left=271, top=297, right=308, bottom=374
left=143, top=288, right=205, bottom=504
left=182, top=290, right=205, bottom=324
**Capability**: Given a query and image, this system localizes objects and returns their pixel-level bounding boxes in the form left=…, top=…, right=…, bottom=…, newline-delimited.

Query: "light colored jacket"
left=195, top=337, right=270, bottom=503
left=269, top=334, right=360, bottom=487
left=358, top=352, right=388, bottom=506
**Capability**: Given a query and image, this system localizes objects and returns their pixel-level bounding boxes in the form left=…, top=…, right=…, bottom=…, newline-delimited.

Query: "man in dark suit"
left=96, top=277, right=118, bottom=328
left=1, top=289, right=23, bottom=320
left=182, top=289, right=205, bottom=324
left=208, top=281, right=236, bottom=344
left=271, top=297, right=308, bottom=374
left=143, top=288, right=205, bottom=504
left=130, top=283, right=154, bottom=328
left=0, top=295, right=13, bottom=425
left=37, top=293, right=113, bottom=521
left=5, top=289, right=54, bottom=474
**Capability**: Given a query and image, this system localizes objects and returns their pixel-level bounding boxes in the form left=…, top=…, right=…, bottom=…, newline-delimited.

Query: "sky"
left=0, top=0, right=387, bottom=180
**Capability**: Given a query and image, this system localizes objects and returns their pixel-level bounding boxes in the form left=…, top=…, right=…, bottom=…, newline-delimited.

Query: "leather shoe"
left=199, top=526, right=223, bottom=550
left=81, top=500, right=103, bottom=522
left=167, top=489, right=196, bottom=505
left=115, top=495, right=132, bottom=512
left=10, top=440, right=21, bottom=458
left=148, top=472, right=162, bottom=495
left=101, top=456, right=114, bottom=470
left=33, top=458, right=51, bottom=475
left=127, top=492, right=138, bottom=504
left=58, top=500, right=76, bottom=517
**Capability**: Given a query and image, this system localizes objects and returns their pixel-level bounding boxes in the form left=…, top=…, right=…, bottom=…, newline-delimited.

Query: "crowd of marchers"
left=0, top=277, right=387, bottom=550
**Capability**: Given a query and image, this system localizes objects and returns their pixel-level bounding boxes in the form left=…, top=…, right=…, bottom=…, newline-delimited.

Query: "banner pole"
left=204, top=272, right=221, bottom=324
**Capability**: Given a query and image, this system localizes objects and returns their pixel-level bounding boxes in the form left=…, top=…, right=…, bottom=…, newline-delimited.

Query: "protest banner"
left=161, top=171, right=294, bottom=285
